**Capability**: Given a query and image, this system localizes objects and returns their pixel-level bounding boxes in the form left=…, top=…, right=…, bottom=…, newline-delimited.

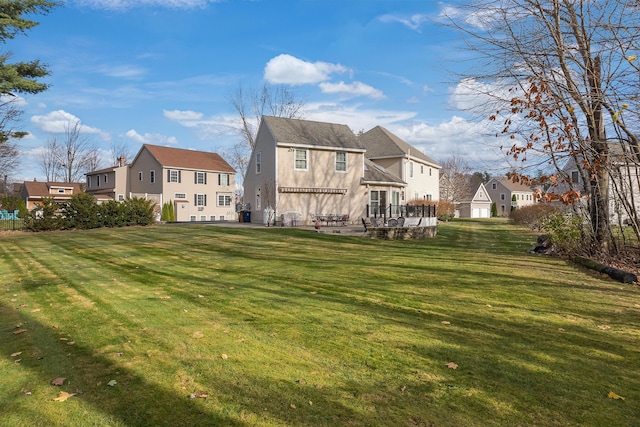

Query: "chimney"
left=118, top=155, right=126, bottom=167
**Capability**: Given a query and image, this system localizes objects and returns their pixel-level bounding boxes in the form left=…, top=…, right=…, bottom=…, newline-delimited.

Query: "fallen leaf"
left=19, top=304, right=28, bottom=307
left=31, top=308, right=41, bottom=313
left=67, top=341, right=75, bottom=345
left=107, top=380, right=117, bottom=387
left=441, top=321, right=451, bottom=325
left=608, top=391, right=625, bottom=400
left=13, top=329, right=27, bottom=335
left=159, top=296, right=171, bottom=300
left=290, top=403, right=296, bottom=409
left=310, top=291, right=317, bottom=295
left=598, top=324, right=611, bottom=330
left=197, top=294, right=204, bottom=298
left=53, top=391, right=77, bottom=402
left=9, top=298, right=17, bottom=302
left=51, top=377, right=66, bottom=386
left=11, top=351, right=22, bottom=357
left=446, top=362, right=458, bottom=369
left=190, top=392, right=208, bottom=399
left=401, top=385, right=407, bottom=393
left=14, top=359, right=21, bottom=364
left=308, top=400, right=313, bottom=406
left=220, top=354, right=228, bottom=360
left=24, top=391, right=32, bottom=396
left=60, top=338, right=68, bottom=341
left=558, top=328, right=565, bottom=332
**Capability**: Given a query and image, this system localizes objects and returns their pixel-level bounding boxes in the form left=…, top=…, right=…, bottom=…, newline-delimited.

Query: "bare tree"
left=444, top=0, right=640, bottom=254
left=439, top=155, right=474, bottom=203
left=109, top=139, right=134, bottom=167
left=0, top=99, right=24, bottom=178
left=227, top=83, right=306, bottom=179
left=40, top=137, right=59, bottom=181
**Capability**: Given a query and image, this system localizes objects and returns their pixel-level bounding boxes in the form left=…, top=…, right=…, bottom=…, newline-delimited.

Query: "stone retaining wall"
left=365, top=226, right=437, bottom=240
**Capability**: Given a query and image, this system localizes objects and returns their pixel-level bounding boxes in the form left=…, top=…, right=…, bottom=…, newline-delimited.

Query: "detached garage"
left=456, top=183, right=493, bottom=218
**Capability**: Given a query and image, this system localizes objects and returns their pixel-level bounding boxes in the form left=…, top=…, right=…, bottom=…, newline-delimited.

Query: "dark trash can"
left=239, top=211, right=245, bottom=222
left=243, top=211, right=251, bottom=222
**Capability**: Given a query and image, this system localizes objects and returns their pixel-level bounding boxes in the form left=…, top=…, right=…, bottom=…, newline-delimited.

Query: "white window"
left=335, top=152, right=347, bottom=172
left=200, top=215, right=206, bottom=221
left=429, top=168, right=432, bottom=176
left=500, top=193, right=506, bottom=201
left=57, top=189, right=65, bottom=194
left=118, top=194, right=124, bottom=202
left=96, top=176, right=100, bottom=187
left=210, top=216, right=215, bottom=221
left=138, top=172, right=143, bottom=181
left=295, top=149, right=308, bottom=170
left=104, top=174, right=108, bottom=184
left=421, top=165, right=424, bottom=174
left=218, top=194, right=232, bottom=206
left=219, top=173, right=230, bottom=186
left=150, top=170, right=155, bottom=184
left=256, top=151, right=262, bottom=174
left=409, top=162, right=414, bottom=178
left=190, top=215, right=196, bottom=222
left=174, top=193, right=186, bottom=200
left=195, top=171, right=206, bottom=184
left=492, top=182, right=497, bottom=190
left=195, top=194, right=207, bottom=207
left=168, top=169, right=181, bottom=183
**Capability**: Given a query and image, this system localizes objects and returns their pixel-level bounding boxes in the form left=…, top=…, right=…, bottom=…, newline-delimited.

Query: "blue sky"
left=12, top=0, right=508, bottom=183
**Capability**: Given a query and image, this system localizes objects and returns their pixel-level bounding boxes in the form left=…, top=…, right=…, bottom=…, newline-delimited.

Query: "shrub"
left=62, top=192, right=100, bottom=229
left=509, top=204, right=557, bottom=230
left=539, top=211, right=586, bottom=254
left=126, top=197, right=155, bottom=226
left=24, top=198, right=63, bottom=231
left=99, top=200, right=128, bottom=227
left=161, top=200, right=176, bottom=222
left=436, top=200, right=455, bottom=221
left=1, top=195, right=28, bottom=219
left=491, top=202, right=497, bottom=217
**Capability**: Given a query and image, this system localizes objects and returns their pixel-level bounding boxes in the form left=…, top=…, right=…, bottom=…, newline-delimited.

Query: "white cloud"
left=319, top=81, right=385, bottom=100
left=73, top=0, right=220, bottom=11
left=30, top=110, right=108, bottom=139
left=379, top=13, right=430, bottom=32
left=264, top=54, right=349, bottom=85
left=1, top=94, right=27, bottom=106
left=96, top=64, right=147, bottom=79
left=163, top=109, right=204, bottom=122
left=125, top=129, right=178, bottom=145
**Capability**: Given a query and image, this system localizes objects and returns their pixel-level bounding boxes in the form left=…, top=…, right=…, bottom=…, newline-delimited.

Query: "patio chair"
left=387, top=218, right=398, bottom=227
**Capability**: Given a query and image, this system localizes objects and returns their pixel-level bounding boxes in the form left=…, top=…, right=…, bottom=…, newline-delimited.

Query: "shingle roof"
left=494, top=177, right=534, bottom=192
left=359, top=126, right=440, bottom=167
left=262, top=116, right=363, bottom=150
left=142, top=144, right=236, bottom=173
left=22, top=181, right=83, bottom=198
left=362, top=158, right=405, bottom=185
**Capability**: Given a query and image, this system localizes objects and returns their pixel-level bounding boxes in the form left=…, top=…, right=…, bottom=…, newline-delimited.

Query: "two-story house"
left=127, top=144, right=237, bottom=222
left=243, top=116, right=440, bottom=225
left=486, top=177, right=536, bottom=216
left=85, top=156, right=129, bottom=203
left=359, top=126, right=440, bottom=207
left=21, top=180, right=83, bottom=210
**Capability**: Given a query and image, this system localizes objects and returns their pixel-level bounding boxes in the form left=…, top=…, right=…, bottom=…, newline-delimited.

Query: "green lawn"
left=1, top=220, right=638, bottom=426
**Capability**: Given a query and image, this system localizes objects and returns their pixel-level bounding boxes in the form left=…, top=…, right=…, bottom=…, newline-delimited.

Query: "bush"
left=436, top=200, right=455, bottom=221
left=126, top=197, right=155, bottom=226
left=62, top=192, right=100, bottom=229
left=99, top=200, right=129, bottom=227
left=491, top=202, right=497, bottom=217
left=509, top=204, right=557, bottom=230
left=24, top=198, right=63, bottom=231
left=161, top=200, right=175, bottom=222
left=539, top=211, right=586, bottom=254
left=1, top=195, right=28, bottom=219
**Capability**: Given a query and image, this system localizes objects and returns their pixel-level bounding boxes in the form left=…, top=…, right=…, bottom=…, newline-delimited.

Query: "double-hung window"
left=219, top=173, right=230, bottom=186
left=295, top=149, right=308, bottom=170
left=150, top=170, right=155, bottom=184
left=335, top=152, right=347, bottom=172
left=195, top=194, right=207, bottom=207
left=195, top=171, right=206, bottom=184
left=256, top=152, right=262, bottom=174
left=168, top=169, right=181, bottom=183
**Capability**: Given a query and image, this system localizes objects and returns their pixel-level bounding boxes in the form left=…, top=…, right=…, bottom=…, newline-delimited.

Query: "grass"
left=1, top=219, right=639, bottom=426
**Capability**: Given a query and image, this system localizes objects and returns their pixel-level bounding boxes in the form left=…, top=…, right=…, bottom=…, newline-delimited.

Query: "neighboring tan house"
left=486, top=177, right=536, bottom=216
left=128, top=144, right=237, bottom=222
left=85, top=156, right=129, bottom=203
left=456, top=183, right=492, bottom=218
left=359, top=126, right=441, bottom=205
left=243, top=116, right=440, bottom=225
left=20, top=181, right=83, bottom=210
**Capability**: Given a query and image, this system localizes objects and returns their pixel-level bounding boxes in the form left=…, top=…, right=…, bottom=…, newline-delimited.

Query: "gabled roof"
left=490, top=177, right=534, bottom=193
left=22, top=181, right=83, bottom=198
left=262, top=116, right=364, bottom=151
left=362, top=158, right=406, bottom=186
left=359, top=126, right=440, bottom=167
left=136, top=144, right=236, bottom=173
left=459, top=183, right=492, bottom=204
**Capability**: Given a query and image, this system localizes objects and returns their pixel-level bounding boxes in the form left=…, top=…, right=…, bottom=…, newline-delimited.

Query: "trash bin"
left=239, top=210, right=245, bottom=223
left=243, top=211, right=251, bottom=223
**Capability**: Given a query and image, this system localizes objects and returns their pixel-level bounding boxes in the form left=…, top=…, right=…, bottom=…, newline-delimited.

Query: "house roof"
left=21, top=181, right=83, bottom=198
left=359, top=126, right=440, bottom=167
left=362, top=158, right=406, bottom=186
left=491, top=177, right=534, bottom=193
left=459, top=183, right=492, bottom=203
left=262, top=116, right=364, bottom=151
left=138, top=144, right=236, bottom=173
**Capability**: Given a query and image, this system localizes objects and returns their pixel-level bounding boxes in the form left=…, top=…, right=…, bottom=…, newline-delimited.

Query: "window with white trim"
left=103, top=174, right=108, bottom=184
left=335, top=152, right=347, bottom=172
left=174, top=193, right=186, bottom=200
left=256, top=151, right=262, bottom=174
left=168, top=169, right=181, bottom=183
left=195, top=194, right=207, bottom=207
left=118, top=194, right=124, bottom=201
left=409, top=162, right=414, bottom=178
left=150, top=170, right=155, bottom=184
left=138, top=172, right=143, bottom=181
left=295, top=149, right=308, bottom=170
left=219, top=173, right=230, bottom=186
left=195, top=171, right=206, bottom=184
left=218, top=194, right=232, bottom=206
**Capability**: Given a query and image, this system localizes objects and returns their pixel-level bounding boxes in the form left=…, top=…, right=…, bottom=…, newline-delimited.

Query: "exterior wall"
left=86, top=166, right=129, bottom=201
left=275, top=146, right=366, bottom=225
left=486, top=179, right=535, bottom=216
left=243, top=125, right=278, bottom=222
left=403, top=158, right=440, bottom=203
left=371, top=158, right=401, bottom=179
